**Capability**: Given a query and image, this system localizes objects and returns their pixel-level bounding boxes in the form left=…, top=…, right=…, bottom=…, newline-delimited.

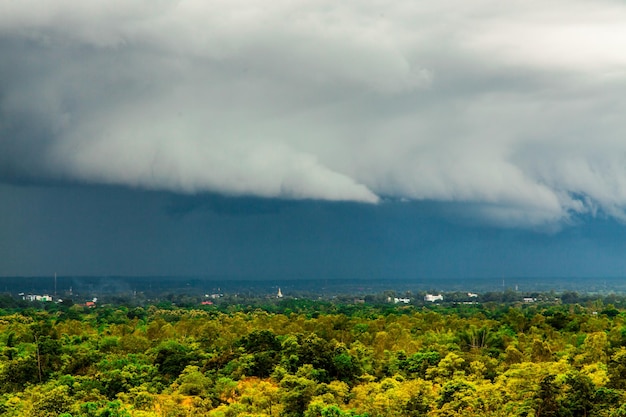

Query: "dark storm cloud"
left=2, top=0, right=626, bottom=226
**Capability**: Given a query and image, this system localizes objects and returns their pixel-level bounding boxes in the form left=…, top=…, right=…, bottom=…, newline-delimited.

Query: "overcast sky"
left=2, top=0, right=626, bottom=279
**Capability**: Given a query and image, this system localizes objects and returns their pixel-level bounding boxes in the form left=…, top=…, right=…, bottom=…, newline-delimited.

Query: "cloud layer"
left=2, top=0, right=626, bottom=225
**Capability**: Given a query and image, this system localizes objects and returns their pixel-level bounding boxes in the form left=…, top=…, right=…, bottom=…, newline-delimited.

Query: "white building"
left=394, top=297, right=411, bottom=304
left=424, top=294, right=443, bottom=302
left=22, top=294, right=53, bottom=302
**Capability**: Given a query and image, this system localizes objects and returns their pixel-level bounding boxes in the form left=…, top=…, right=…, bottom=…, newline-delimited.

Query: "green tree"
left=280, top=372, right=317, bottom=417
left=152, top=340, right=198, bottom=381
left=534, top=375, right=563, bottom=417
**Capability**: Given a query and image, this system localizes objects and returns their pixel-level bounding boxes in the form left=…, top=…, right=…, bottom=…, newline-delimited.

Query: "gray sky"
left=2, top=0, right=626, bottom=278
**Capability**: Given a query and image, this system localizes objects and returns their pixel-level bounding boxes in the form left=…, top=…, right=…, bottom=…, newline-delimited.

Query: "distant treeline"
left=2, top=276, right=626, bottom=300
left=3, top=286, right=626, bottom=313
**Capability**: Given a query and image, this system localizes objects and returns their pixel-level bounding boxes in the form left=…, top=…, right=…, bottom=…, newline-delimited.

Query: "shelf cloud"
left=2, top=0, right=626, bottom=226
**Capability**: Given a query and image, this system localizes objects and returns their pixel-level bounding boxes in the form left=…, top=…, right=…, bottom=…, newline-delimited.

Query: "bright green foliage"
left=2, top=297, right=626, bottom=416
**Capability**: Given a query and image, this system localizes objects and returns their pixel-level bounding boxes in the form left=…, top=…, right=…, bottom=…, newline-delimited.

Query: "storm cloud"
left=2, top=0, right=626, bottom=226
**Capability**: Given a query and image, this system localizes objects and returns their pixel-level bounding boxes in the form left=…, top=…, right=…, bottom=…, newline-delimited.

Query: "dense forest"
left=2, top=295, right=626, bottom=416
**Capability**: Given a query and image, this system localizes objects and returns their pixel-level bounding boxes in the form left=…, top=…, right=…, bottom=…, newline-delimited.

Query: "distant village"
left=14, top=285, right=557, bottom=310
left=5, top=274, right=577, bottom=310
left=19, top=292, right=99, bottom=307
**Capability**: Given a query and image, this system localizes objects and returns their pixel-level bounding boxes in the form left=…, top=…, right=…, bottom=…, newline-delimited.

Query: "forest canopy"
left=1, top=295, right=626, bottom=416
